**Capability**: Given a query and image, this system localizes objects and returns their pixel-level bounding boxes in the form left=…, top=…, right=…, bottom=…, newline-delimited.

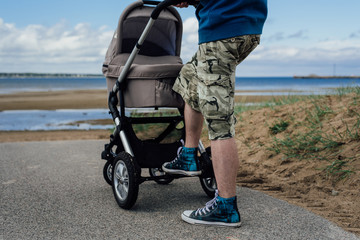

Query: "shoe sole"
left=162, top=166, right=201, bottom=176
left=181, top=212, right=241, bottom=227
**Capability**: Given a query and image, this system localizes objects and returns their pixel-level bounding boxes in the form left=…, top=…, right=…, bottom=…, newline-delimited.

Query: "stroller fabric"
left=103, top=1, right=184, bottom=108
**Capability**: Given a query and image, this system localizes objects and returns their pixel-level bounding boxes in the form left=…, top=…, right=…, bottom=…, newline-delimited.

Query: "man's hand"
left=174, top=0, right=199, bottom=8
left=175, top=2, right=190, bottom=8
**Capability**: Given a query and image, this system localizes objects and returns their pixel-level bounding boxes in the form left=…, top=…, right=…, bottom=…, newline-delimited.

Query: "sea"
left=1, top=77, right=359, bottom=131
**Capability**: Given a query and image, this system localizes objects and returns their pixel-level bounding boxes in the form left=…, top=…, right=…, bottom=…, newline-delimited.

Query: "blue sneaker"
left=181, top=190, right=241, bottom=227
left=162, top=147, right=201, bottom=176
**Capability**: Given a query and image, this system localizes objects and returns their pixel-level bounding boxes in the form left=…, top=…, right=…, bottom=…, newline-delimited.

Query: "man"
left=162, top=0, right=268, bottom=227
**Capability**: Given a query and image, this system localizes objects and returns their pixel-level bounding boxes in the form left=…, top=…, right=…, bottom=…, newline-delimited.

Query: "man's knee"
left=205, top=116, right=236, bottom=140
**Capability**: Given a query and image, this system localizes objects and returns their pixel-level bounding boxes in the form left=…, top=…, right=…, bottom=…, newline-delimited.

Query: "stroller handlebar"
left=142, top=1, right=162, bottom=5
left=150, top=0, right=197, bottom=19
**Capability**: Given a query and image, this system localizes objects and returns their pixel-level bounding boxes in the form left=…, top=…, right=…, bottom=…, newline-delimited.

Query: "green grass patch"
left=324, top=158, right=355, bottom=181
left=269, top=120, right=289, bottom=134
left=262, top=88, right=359, bottom=181
left=270, top=130, right=343, bottom=160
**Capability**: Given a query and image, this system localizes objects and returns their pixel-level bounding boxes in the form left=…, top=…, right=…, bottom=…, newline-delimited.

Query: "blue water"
left=0, top=109, right=113, bottom=131
left=1, top=76, right=359, bottom=94
left=0, top=77, right=105, bottom=94
left=1, top=77, right=359, bottom=131
left=234, top=77, right=360, bottom=92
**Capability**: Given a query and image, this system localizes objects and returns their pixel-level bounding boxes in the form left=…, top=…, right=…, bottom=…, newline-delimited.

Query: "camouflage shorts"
left=173, top=35, right=260, bottom=140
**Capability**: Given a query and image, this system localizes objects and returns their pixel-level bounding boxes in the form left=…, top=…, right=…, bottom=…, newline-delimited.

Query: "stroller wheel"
left=199, top=176, right=217, bottom=198
left=103, top=161, right=113, bottom=186
left=112, top=152, right=139, bottom=209
left=199, top=147, right=217, bottom=198
left=149, top=168, right=174, bottom=185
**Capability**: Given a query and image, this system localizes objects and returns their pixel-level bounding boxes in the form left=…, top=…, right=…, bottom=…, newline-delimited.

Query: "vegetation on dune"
left=234, top=86, right=360, bottom=182
left=232, top=86, right=359, bottom=234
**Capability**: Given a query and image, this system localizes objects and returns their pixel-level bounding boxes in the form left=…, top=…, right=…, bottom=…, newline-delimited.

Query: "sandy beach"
left=0, top=89, right=108, bottom=110
left=0, top=89, right=296, bottom=111
left=0, top=89, right=359, bottom=235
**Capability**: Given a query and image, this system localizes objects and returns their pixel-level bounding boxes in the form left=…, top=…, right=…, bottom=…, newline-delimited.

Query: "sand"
left=0, top=130, right=110, bottom=142
left=233, top=93, right=360, bottom=235
left=0, top=89, right=305, bottom=111
left=0, top=89, right=359, bottom=235
left=0, top=89, right=108, bottom=110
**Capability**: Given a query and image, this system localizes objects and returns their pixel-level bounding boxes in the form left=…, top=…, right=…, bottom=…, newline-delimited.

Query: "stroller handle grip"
left=151, top=0, right=195, bottom=19
left=142, top=1, right=162, bottom=5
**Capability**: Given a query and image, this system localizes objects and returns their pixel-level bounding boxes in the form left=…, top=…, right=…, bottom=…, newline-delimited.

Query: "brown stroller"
left=101, top=0, right=216, bottom=209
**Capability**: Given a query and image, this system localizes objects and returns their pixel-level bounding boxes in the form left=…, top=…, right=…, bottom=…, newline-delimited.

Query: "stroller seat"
left=105, top=53, right=182, bottom=79
left=105, top=53, right=184, bottom=108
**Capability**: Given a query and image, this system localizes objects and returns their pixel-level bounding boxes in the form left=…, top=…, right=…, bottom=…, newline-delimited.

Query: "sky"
left=0, top=0, right=359, bottom=77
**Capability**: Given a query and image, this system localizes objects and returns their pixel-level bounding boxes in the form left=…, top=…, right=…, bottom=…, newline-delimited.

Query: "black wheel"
left=200, top=176, right=217, bottom=198
left=149, top=168, right=174, bottom=185
left=103, top=161, right=113, bottom=186
left=115, top=144, right=124, bottom=154
left=112, top=152, right=139, bottom=209
left=199, top=147, right=217, bottom=198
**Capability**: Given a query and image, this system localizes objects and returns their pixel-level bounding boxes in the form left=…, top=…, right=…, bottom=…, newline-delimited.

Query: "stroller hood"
left=103, top=0, right=183, bottom=73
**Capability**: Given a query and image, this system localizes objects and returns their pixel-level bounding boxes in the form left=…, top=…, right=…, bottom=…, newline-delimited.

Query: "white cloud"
left=0, top=18, right=113, bottom=73
left=180, top=20, right=360, bottom=76
left=349, top=29, right=360, bottom=38
left=182, top=17, right=198, bottom=34
left=252, top=38, right=360, bottom=64
left=237, top=37, right=360, bottom=76
left=315, top=39, right=360, bottom=52
left=288, top=30, right=308, bottom=39
left=180, top=17, right=198, bottom=62
left=1, top=16, right=359, bottom=76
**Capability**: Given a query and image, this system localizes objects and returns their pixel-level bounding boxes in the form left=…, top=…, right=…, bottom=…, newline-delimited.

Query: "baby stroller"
left=101, top=0, right=216, bottom=209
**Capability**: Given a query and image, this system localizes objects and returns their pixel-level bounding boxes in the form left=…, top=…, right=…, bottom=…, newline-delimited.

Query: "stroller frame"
left=101, top=0, right=216, bottom=209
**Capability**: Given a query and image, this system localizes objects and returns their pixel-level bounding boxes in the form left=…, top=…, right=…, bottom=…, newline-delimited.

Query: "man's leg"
left=180, top=103, right=241, bottom=227
left=211, top=138, right=239, bottom=198
left=162, top=102, right=203, bottom=176
left=183, top=103, right=240, bottom=197
left=180, top=121, right=241, bottom=227
left=175, top=102, right=240, bottom=196
left=181, top=37, right=249, bottom=227
left=184, top=102, right=204, bottom=148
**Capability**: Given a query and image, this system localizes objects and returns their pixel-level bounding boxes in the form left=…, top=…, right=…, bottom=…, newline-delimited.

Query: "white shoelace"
left=177, top=145, right=183, bottom=156
left=170, top=140, right=185, bottom=164
left=194, top=190, right=219, bottom=216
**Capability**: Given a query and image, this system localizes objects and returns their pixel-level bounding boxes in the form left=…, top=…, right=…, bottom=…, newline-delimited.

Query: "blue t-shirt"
left=196, top=0, right=268, bottom=44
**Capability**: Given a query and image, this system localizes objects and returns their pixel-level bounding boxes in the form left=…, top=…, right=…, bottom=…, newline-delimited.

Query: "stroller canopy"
left=103, top=0, right=184, bottom=108
left=104, top=0, right=183, bottom=68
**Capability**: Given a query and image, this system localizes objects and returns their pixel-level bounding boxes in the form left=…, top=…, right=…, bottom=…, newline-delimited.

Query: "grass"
left=234, top=94, right=318, bottom=115
left=332, top=117, right=360, bottom=142
left=269, top=120, right=289, bottom=134
left=334, top=85, right=360, bottom=98
left=270, top=130, right=344, bottom=160
left=248, top=86, right=360, bottom=181
left=324, top=158, right=355, bottom=181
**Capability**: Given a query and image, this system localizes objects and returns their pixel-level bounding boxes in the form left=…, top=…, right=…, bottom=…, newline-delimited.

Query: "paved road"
left=1, top=140, right=359, bottom=240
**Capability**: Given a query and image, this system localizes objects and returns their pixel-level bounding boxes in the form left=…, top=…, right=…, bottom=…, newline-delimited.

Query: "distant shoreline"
left=2, top=73, right=360, bottom=79
left=0, top=73, right=103, bottom=78
left=294, top=75, right=360, bottom=79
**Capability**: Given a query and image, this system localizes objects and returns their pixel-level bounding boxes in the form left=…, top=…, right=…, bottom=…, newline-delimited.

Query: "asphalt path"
left=1, top=140, right=359, bottom=240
